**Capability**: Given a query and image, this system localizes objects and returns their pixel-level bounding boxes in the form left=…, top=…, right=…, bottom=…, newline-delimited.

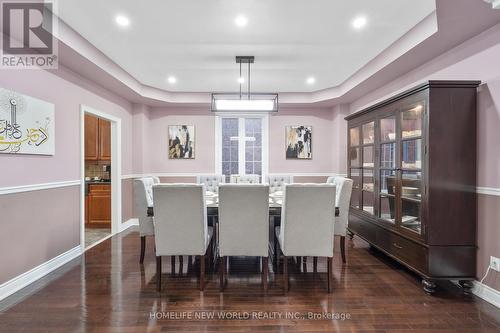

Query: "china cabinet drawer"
left=348, top=213, right=376, bottom=241
left=388, top=233, right=428, bottom=274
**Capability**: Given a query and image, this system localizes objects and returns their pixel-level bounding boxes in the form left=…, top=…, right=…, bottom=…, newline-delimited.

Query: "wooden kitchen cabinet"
left=86, top=184, right=111, bottom=227
left=84, top=114, right=99, bottom=161
left=85, top=114, right=111, bottom=161
left=98, top=118, right=111, bottom=161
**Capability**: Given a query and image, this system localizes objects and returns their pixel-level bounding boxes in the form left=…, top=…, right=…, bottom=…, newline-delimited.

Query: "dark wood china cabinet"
left=346, top=81, right=480, bottom=294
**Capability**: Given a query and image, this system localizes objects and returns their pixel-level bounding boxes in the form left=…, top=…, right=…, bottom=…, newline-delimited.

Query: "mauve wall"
left=145, top=107, right=216, bottom=174
left=0, top=186, right=80, bottom=283
left=268, top=108, right=335, bottom=173
left=0, top=66, right=136, bottom=285
left=348, top=26, right=500, bottom=291
left=143, top=107, right=339, bottom=175
left=0, top=67, right=134, bottom=187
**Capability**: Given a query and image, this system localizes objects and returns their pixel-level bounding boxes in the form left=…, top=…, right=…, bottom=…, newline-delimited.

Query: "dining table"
left=146, top=190, right=340, bottom=219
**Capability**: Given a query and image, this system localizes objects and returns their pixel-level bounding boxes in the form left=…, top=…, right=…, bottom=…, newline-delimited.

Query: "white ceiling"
left=57, top=0, right=436, bottom=93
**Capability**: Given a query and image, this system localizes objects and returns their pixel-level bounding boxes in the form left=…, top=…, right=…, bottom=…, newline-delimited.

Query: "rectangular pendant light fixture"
left=211, top=56, right=278, bottom=113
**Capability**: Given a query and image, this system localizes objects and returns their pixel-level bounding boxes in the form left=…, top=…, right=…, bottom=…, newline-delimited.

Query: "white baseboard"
left=0, top=246, right=82, bottom=301
left=120, top=218, right=139, bottom=232
left=473, top=280, right=500, bottom=308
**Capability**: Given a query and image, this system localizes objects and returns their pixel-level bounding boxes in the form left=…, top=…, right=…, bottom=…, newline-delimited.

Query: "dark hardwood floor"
left=1, top=227, right=499, bottom=333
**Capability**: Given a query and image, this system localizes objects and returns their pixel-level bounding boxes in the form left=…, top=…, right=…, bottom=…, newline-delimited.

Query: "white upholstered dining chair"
left=326, top=176, right=354, bottom=263
left=266, top=175, right=293, bottom=193
left=276, top=183, right=336, bottom=293
left=229, top=174, right=260, bottom=184
left=218, top=184, right=270, bottom=291
left=133, top=177, right=156, bottom=264
left=196, top=174, right=225, bottom=193
left=153, top=184, right=214, bottom=291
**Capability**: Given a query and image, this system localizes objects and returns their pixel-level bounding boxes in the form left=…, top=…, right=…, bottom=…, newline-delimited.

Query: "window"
left=216, top=115, right=268, bottom=182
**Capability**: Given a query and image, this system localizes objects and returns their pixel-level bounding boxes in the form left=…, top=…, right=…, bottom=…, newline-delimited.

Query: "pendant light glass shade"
left=211, top=93, right=278, bottom=112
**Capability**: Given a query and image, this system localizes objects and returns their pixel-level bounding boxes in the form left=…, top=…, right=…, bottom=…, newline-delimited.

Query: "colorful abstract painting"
left=168, top=125, right=195, bottom=159
left=286, top=125, right=312, bottom=159
left=0, top=88, right=55, bottom=155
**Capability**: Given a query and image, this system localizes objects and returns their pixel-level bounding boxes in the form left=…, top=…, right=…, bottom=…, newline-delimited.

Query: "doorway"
left=80, top=105, right=122, bottom=251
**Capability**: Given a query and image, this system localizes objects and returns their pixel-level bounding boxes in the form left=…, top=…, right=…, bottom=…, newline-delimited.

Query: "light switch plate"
left=490, top=256, right=500, bottom=272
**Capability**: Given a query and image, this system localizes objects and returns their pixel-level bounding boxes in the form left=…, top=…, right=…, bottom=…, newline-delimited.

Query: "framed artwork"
left=0, top=88, right=55, bottom=155
left=285, top=125, right=312, bottom=159
left=168, top=125, right=195, bottom=159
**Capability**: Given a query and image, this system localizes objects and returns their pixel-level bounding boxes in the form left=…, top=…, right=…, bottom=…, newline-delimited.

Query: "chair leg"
left=284, top=256, right=289, bottom=292
left=225, top=257, right=229, bottom=287
left=263, top=257, right=268, bottom=291
left=200, top=254, right=205, bottom=291
left=206, top=242, right=212, bottom=271
left=340, top=236, right=346, bottom=264
left=275, top=238, right=280, bottom=270
left=327, top=256, right=333, bottom=293
left=313, top=257, right=318, bottom=273
left=179, top=256, right=184, bottom=274
left=274, top=234, right=278, bottom=268
left=171, top=256, right=176, bottom=274
left=156, top=256, right=162, bottom=292
left=140, top=236, right=146, bottom=264
left=219, top=256, right=225, bottom=291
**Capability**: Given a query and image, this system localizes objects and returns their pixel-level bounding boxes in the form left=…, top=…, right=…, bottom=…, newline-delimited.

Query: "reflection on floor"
left=1, top=227, right=499, bottom=332
left=85, top=227, right=111, bottom=248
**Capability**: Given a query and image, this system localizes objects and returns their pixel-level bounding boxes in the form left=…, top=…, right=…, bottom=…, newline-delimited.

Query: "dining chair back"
left=153, top=184, right=209, bottom=256
left=277, top=183, right=336, bottom=292
left=196, top=174, right=225, bottom=193
left=230, top=174, right=260, bottom=184
left=279, top=184, right=336, bottom=257
left=133, top=177, right=155, bottom=263
left=152, top=184, right=213, bottom=291
left=326, top=176, right=353, bottom=237
left=327, top=176, right=354, bottom=263
left=267, top=175, right=293, bottom=193
left=218, top=184, right=270, bottom=290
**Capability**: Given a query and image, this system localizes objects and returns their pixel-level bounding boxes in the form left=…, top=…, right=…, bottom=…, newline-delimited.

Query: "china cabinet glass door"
left=375, top=102, right=424, bottom=237
left=398, top=102, right=424, bottom=235
left=378, top=115, right=397, bottom=224
left=349, top=127, right=361, bottom=209
left=361, top=122, right=375, bottom=215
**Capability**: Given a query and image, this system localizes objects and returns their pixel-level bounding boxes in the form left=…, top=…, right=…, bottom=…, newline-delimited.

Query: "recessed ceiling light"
left=306, top=77, right=316, bottom=85
left=238, top=77, right=245, bottom=84
left=167, top=76, right=177, bottom=84
left=115, top=15, right=130, bottom=27
left=352, top=16, right=367, bottom=30
left=235, top=15, right=248, bottom=27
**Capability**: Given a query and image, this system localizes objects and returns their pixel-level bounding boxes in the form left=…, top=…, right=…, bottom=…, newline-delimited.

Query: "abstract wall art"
left=168, top=125, right=195, bottom=159
left=0, top=88, right=55, bottom=155
left=285, top=125, right=312, bottom=159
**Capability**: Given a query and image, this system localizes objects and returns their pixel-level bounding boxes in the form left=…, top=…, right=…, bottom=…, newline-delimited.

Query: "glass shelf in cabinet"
left=350, top=127, right=360, bottom=147
left=380, top=116, right=396, bottom=142
left=401, top=104, right=423, bottom=139
left=362, top=122, right=375, bottom=145
left=401, top=196, right=421, bottom=203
